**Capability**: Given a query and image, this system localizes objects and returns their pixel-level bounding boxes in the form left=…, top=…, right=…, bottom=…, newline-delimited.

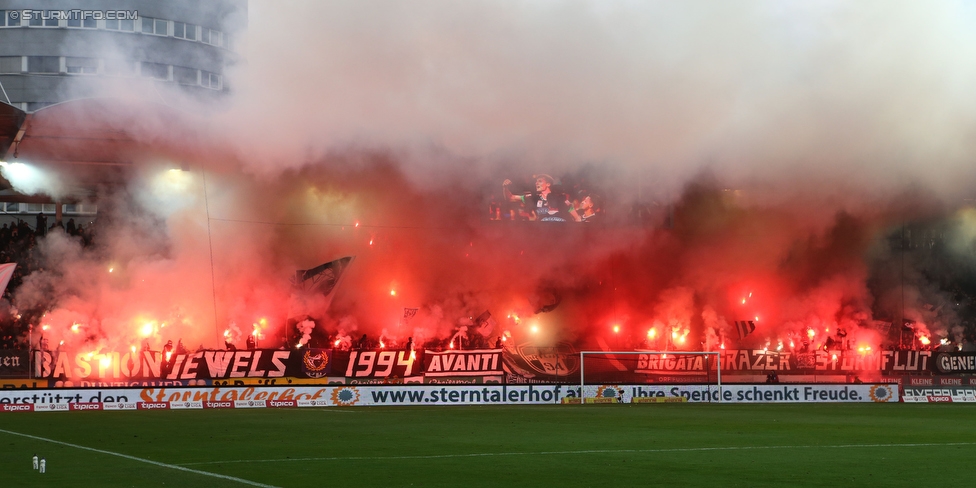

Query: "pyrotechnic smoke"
left=295, top=319, right=315, bottom=348
left=8, top=1, right=976, bottom=354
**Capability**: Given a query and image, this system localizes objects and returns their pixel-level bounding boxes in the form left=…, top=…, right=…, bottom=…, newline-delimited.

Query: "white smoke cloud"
left=10, top=1, right=976, bottom=354
left=221, top=0, right=976, bottom=202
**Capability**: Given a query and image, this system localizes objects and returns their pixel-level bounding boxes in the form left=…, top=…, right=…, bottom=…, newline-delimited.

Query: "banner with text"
left=0, top=350, right=28, bottom=378
left=0, top=383, right=898, bottom=409
left=423, top=349, right=504, bottom=377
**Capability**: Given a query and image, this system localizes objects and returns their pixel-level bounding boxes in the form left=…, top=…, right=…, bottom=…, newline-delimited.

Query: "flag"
left=474, top=310, right=493, bottom=336
left=735, top=320, right=756, bottom=339
left=869, top=321, right=892, bottom=336
left=474, top=310, right=491, bottom=327
left=0, top=263, right=15, bottom=297
left=401, top=308, right=419, bottom=324
left=294, top=256, right=355, bottom=296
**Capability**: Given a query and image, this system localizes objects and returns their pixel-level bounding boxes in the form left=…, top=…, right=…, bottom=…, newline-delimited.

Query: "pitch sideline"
left=176, top=441, right=976, bottom=466
left=0, top=427, right=279, bottom=488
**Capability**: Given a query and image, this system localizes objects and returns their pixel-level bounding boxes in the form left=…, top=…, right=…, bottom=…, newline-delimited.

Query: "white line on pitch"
left=177, top=442, right=976, bottom=466
left=0, top=428, right=279, bottom=488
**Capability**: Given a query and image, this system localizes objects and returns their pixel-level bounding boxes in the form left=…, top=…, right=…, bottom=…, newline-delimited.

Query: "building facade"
left=0, top=0, right=246, bottom=111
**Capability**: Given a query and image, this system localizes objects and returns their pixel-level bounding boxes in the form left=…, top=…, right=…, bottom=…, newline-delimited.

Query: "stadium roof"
left=0, top=98, right=202, bottom=201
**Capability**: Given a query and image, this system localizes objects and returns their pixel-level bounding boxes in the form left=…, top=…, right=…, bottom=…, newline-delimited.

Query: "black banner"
left=33, top=350, right=299, bottom=381
left=932, top=352, right=976, bottom=374
left=423, top=349, right=503, bottom=377
left=0, top=350, right=28, bottom=378
left=502, top=342, right=580, bottom=384
left=6, top=348, right=969, bottom=383
left=336, top=349, right=421, bottom=379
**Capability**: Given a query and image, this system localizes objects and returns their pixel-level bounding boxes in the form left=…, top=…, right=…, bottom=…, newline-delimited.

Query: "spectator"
left=35, top=213, right=46, bottom=236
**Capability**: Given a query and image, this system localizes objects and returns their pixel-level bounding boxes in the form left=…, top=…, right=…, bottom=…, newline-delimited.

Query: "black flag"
left=294, top=256, right=355, bottom=296
left=474, top=310, right=491, bottom=327
left=735, top=320, right=756, bottom=339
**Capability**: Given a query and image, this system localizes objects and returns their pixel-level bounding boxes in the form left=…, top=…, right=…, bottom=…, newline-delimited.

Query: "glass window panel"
left=0, top=56, right=21, bottom=73
left=27, top=56, right=59, bottom=73
left=141, top=62, right=168, bottom=80
left=173, top=66, right=197, bottom=85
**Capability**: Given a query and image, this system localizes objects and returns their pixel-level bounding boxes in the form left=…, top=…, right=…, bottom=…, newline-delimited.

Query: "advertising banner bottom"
left=0, top=383, right=899, bottom=411
left=902, top=387, right=976, bottom=403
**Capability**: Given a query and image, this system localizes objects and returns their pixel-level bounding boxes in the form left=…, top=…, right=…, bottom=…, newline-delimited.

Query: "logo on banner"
left=869, top=385, right=894, bottom=403
left=269, top=400, right=297, bottom=408
left=514, top=342, right=579, bottom=376
left=69, top=403, right=103, bottom=411
left=2, top=404, right=33, bottom=412
left=203, top=402, right=233, bottom=409
left=595, top=385, right=624, bottom=401
left=137, top=402, right=170, bottom=410
left=331, top=386, right=360, bottom=406
left=302, top=349, right=332, bottom=379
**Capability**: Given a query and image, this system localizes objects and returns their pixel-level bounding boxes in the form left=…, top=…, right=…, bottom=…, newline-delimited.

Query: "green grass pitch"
left=1, top=404, right=974, bottom=487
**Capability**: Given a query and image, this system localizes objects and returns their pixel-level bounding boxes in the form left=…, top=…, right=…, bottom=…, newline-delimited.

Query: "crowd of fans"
left=0, top=214, right=94, bottom=351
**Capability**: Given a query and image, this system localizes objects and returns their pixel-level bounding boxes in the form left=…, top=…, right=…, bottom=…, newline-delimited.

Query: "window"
left=67, top=13, right=95, bottom=28
left=0, top=10, right=14, bottom=27
left=202, top=71, right=221, bottom=89
left=174, top=22, right=197, bottom=40
left=104, top=59, right=134, bottom=76
left=26, top=11, right=58, bottom=27
left=3, top=202, right=20, bottom=213
left=201, top=28, right=222, bottom=46
left=141, top=62, right=168, bottom=80
left=0, top=56, right=21, bottom=73
left=173, top=66, right=198, bottom=85
left=66, top=57, right=98, bottom=75
left=26, top=102, right=53, bottom=111
left=63, top=204, right=96, bottom=214
left=142, top=17, right=167, bottom=35
left=27, top=56, right=60, bottom=74
left=106, top=19, right=133, bottom=31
